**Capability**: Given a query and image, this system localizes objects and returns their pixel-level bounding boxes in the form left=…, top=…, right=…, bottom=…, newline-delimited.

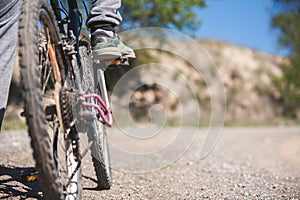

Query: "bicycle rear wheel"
left=19, top=0, right=81, bottom=199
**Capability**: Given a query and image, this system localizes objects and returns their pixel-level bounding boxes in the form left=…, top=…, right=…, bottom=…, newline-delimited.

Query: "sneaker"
left=91, top=32, right=136, bottom=61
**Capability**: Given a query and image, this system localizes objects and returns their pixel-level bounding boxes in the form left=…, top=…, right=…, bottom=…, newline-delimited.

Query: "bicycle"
left=18, top=0, right=127, bottom=199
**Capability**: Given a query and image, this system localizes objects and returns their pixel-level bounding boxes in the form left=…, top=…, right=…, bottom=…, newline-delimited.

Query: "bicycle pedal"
left=94, top=56, right=130, bottom=70
left=106, top=57, right=130, bottom=68
left=21, top=170, right=39, bottom=182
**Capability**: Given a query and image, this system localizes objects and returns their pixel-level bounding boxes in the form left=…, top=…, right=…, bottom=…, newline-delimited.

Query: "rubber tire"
left=79, top=36, right=112, bottom=190
left=18, top=0, right=81, bottom=199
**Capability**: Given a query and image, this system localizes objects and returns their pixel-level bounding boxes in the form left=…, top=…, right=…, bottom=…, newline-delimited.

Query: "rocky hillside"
left=200, top=40, right=286, bottom=124
left=6, top=39, right=291, bottom=126
left=119, top=39, right=289, bottom=125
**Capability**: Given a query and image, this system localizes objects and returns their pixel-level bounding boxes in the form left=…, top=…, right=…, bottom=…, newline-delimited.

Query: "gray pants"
left=0, top=0, right=22, bottom=129
left=87, top=0, right=122, bottom=28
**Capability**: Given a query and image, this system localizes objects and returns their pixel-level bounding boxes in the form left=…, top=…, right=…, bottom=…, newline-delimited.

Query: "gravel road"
left=0, top=126, right=299, bottom=199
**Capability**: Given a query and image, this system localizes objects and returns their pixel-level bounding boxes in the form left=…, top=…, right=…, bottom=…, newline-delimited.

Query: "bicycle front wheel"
left=19, top=0, right=81, bottom=199
left=79, top=36, right=112, bottom=190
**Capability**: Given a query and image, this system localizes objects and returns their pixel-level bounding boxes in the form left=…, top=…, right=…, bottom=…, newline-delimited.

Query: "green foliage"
left=121, top=0, right=206, bottom=31
left=1, top=120, right=27, bottom=131
left=60, top=0, right=206, bottom=32
left=274, top=58, right=300, bottom=117
left=272, top=0, right=300, bottom=117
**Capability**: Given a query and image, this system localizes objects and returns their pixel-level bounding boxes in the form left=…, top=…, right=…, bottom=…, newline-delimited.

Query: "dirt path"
left=0, top=126, right=300, bottom=199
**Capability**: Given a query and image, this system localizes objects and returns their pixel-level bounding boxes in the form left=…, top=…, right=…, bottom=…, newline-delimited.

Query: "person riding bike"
left=0, top=0, right=135, bottom=129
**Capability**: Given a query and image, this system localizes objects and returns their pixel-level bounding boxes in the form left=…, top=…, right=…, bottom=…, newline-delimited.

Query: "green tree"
left=121, top=0, right=206, bottom=32
left=272, top=0, right=300, bottom=117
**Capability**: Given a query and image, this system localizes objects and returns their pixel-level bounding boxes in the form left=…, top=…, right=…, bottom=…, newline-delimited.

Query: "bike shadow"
left=0, top=164, right=42, bottom=199
left=82, top=175, right=108, bottom=191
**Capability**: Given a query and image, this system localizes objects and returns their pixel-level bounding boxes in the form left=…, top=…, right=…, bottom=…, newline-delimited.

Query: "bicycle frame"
left=50, top=0, right=81, bottom=41
left=49, top=0, right=113, bottom=126
left=48, top=0, right=81, bottom=89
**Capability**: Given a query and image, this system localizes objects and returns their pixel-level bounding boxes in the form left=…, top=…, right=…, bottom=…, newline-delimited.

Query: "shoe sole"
left=93, top=47, right=136, bottom=61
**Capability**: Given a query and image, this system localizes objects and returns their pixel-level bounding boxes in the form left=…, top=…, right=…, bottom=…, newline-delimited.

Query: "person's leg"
left=87, top=0, right=122, bottom=29
left=87, top=0, right=135, bottom=60
left=0, top=0, right=22, bottom=130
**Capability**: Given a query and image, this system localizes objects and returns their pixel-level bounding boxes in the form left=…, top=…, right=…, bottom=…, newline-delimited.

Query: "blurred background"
left=3, top=0, right=300, bottom=129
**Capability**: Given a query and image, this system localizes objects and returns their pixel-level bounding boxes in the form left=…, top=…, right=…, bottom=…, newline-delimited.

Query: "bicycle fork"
left=78, top=64, right=113, bottom=127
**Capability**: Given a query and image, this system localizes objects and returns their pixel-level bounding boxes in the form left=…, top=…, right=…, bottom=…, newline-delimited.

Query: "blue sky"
left=196, top=0, right=287, bottom=56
